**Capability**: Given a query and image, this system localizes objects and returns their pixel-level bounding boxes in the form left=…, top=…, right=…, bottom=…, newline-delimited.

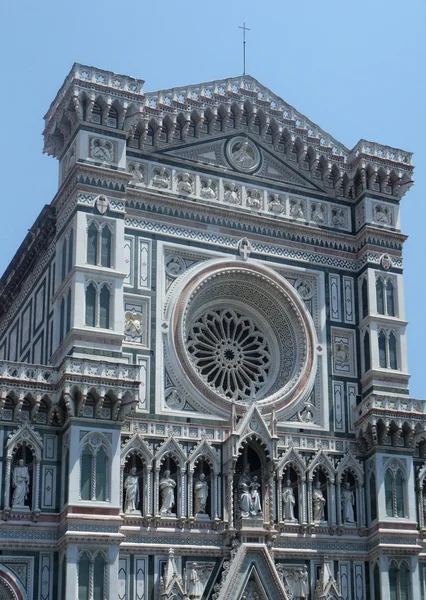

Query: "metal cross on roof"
left=238, top=22, right=251, bottom=75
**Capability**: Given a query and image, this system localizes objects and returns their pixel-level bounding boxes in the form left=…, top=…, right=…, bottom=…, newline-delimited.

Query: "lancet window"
left=59, top=288, right=72, bottom=343
left=60, top=228, right=74, bottom=283
left=362, top=329, right=371, bottom=373
left=361, top=277, right=368, bottom=319
left=389, top=560, right=410, bottom=600
left=378, top=329, right=398, bottom=370
left=385, top=461, right=406, bottom=518
left=91, top=103, right=102, bottom=125
left=106, top=106, right=118, bottom=128
left=84, top=282, right=111, bottom=329
left=86, top=221, right=113, bottom=268
left=376, top=277, right=396, bottom=316
left=80, top=434, right=110, bottom=502
left=78, top=551, right=106, bottom=600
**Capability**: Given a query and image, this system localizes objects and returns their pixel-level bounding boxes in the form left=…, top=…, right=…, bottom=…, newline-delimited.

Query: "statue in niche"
left=341, top=482, right=355, bottom=524
left=159, top=470, right=176, bottom=515
left=12, top=458, right=30, bottom=509
left=312, top=480, right=326, bottom=521
left=200, top=178, right=217, bottom=199
left=250, top=476, right=262, bottom=516
left=238, top=465, right=263, bottom=518
left=124, top=467, right=141, bottom=513
left=152, top=167, right=170, bottom=189
left=282, top=479, right=297, bottom=522
left=295, top=566, right=309, bottom=599
left=194, top=472, right=209, bottom=515
left=188, top=563, right=203, bottom=599
left=177, top=172, right=194, bottom=194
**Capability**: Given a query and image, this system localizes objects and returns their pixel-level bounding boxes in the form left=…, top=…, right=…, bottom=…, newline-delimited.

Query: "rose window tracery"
left=187, top=309, right=271, bottom=401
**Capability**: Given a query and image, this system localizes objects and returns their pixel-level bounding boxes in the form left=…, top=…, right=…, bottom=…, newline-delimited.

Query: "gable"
left=154, top=133, right=327, bottom=193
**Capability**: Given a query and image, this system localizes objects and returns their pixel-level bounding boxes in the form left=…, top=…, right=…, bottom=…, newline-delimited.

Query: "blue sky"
left=0, top=0, right=425, bottom=396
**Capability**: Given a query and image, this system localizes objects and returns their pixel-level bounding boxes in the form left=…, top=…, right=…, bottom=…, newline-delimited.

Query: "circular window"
left=187, top=308, right=271, bottom=401
left=166, top=261, right=317, bottom=417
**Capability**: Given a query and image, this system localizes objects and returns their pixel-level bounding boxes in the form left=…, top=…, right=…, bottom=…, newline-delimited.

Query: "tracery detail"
left=187, top=309, right=271, bottom=401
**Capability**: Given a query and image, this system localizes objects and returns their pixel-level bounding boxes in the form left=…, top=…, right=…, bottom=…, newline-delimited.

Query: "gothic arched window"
left=361, top=278, right=368, bottom=319
left=61, top=238, right=67, bottom=282
left=389, top=332, right=398, bottom=369
left=373, top=563, right=381, bottom=600
left=91, top=103, right=102, bottom=125
left=376, top=279, right=385, bottom=314
left=66, top=289, right=72, bottom=334
left=369, top=472, right=377, bottom=522
left=107, top=106, right=118, bottom=128
left=67, top=229, right=74, bottom=273
left=389, top=561, right=410, bottom=600
left=93, top=554, right=106, bottom=600
left=78, top=553, right=90, bottom=600
left=386, top=280, right=395, bottom=316
left=80, top=437, right=110, bottom=502
left=99, top=286, right=110, bottom=329
left=363, top=331, right=371, bottom=373
left=85, top=284, right=96, bottom=328
left=87, top=223, right=98, bottom=265
left=385, top=463, right=406, bottom=518
left=379, top=331, right=387, bottom=368
left=147, top=125, right=155, bottom=146
left=101, top=226, right=112, bottom=268
left=59, top=298, right=65, bottom=343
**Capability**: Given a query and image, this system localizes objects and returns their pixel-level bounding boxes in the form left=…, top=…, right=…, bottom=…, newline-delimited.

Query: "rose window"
left=187, top=309, right=271, bottom=401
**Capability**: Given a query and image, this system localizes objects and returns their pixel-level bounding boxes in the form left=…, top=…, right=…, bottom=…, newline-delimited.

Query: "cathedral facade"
left=0, top=63, right=419, bottom=600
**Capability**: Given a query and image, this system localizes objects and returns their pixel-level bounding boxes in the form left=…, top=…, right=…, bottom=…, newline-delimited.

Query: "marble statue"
left=200, top=179, right=217, bottom=199
left=124, top=467, right=141, bottom=513
left=282, top=480, right=296, bottom=522
left=159, top=470, right=176, bottom=515
left=12, top=459, right=30, bottom=509
left=177, top=172, right=193, bottom=194
left=268, top=193, right=285, bottom=214
left=312, top=481, right=326, bottom=521
left=246, top=190, right=262, bottom=209
left=238, top=466, right=263, bottom=518
left=341, top=482, right=355, bottom=524
left=250, top=476, right=262, bottom=516
left=188, top=563, right=203, bottom=599
left=238, top=466, right=253, bottom=518
left=296, top=566, right=309, bottom=599
left=152, top=167, right=170, bottom=189
left=194, top=473, right=209, bottom=515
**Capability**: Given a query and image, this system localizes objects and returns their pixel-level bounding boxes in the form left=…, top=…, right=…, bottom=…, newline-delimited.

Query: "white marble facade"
left=0, top=64, right=420, bottom=600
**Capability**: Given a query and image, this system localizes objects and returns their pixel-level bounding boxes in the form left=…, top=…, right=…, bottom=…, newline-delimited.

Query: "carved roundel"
left=226, top=137, right=261, bottom=173
left=166, top=260, right=317, bottom=416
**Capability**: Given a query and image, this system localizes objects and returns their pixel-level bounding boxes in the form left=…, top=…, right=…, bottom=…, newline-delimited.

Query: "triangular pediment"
left=155, top=133, right=327, bottom=193
left=215, top=544, right=288, bottom=600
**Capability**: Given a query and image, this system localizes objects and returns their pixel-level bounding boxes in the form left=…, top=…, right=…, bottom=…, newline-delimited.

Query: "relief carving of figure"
left=282, top=479, right=297, bottom=522
left=128, top=162, right=144, bottom=183
left=159, top=470, right=176, bottom=515
left=231, top=140, right=256, bottom=169
left=200, top=178, right=217, bottom=199
left=177, top=172, right=194, bottom=194
left=246, top=190, right=262, bottom=209
left=224, top=185, right=240, bottom=204
left=12, top=459, right=30, bottom=509
left=341, top=482, right=355, bottom=524
left=124, top=467, right=141, bottom=513
left=152, top=167, right=170, bottom=189
left=334, top=341, right=350, bottom=368
left=268, top=193, right=285, bottom=214
left=194, top=473, right=209, bottom=515
left=374, top=204, right=392, bottom=225
left=124, top=311, right=143, bottom=339
left=311, top=203, right=327, bottom=224
left=290, top=200, right=305, bottom=219
left=188, top=563, right=203, bottom=599
left=332, top=208, right=346, bottom=228
left=91, top=138, right=114, bottom=162
left=312, top=480, right=326, bottom=521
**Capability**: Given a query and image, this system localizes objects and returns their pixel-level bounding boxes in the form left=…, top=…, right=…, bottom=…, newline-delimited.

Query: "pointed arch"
left=336, top=452, right=364, bottom=485
left=307, top=449, right=335, bottom=482
left=154, top=435, right=187, bottom=469
left=120, top=432, right=153, bottom=467
left=187, top=438, right=220, bottom=473
left=277, top=447, right=306, bottom=481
